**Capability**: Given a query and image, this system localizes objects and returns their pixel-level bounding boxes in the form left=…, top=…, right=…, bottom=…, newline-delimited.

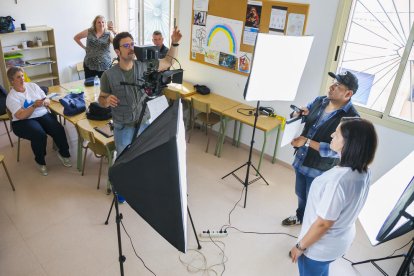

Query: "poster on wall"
left=193, top=11, right=207, bottom=26
left=286, top=13, right=305, bottom=36
left=269, top=6, right=287, bottom=33
left=205, top=50, right=220, bottom=65
left=245, top=1, right=262, bottom=28
left=194, top=0, right=209, bottom=11
left=219, top=52, right=237, bottom=70
left=238, top=52, right=252, bottom=73
left=205, top=15, right=243, bottom=56
left=191, top=25, right=207, bottom=54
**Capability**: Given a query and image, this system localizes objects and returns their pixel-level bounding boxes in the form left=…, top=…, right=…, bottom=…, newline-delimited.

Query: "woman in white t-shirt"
left=6, top=67, right=72, bottom=176
left=290, top=117, right=378, bottom=276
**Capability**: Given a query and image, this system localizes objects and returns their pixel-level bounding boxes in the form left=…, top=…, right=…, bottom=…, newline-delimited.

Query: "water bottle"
left=94, top=75, right=100, bottom=86
left=94, top=75, right=100, bottom=101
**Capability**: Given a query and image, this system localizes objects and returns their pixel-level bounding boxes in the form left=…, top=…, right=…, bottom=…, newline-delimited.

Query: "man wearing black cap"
left=282, top=71, right=360, bottom=226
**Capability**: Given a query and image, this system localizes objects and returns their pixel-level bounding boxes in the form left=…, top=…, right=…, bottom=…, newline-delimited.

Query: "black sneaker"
left=282, top=215, right=301, bottom=226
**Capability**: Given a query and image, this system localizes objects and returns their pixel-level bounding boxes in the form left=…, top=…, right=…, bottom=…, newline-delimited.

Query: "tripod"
left=222, top=101, right=269, bottom=208
left=352, top=237, right=414, bottom=276
left=104, top=97, right=201, bottom=275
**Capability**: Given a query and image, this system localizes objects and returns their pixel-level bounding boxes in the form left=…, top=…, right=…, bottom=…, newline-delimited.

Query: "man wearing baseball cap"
left=282, top=71, right=360, bottom=226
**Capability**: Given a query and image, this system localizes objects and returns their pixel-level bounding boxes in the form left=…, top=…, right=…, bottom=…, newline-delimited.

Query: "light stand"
left=352, top=214, right=414, bottom=276
left=222, top=101, right=269, bottom=208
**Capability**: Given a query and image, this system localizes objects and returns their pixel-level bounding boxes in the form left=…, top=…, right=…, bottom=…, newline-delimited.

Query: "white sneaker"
left=57, top=153, right=72, bottom=167
left=38, top=165, right=48, bottom=176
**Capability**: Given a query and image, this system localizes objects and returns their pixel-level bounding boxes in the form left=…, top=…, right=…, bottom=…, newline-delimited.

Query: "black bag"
left=59, top=92, right=86, bottom=116
left=194, top=84, right=210, bottom=95
left=0, top=16, right=15, bottom=33
left=86, top=102, right=112, bottom=120
left=0, top=84, right=7, bottom=115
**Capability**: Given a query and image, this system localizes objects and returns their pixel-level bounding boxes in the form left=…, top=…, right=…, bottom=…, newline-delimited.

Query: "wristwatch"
left=305, top=138, right=311, bottom=147
left=296, top=242, right=306, bottom=252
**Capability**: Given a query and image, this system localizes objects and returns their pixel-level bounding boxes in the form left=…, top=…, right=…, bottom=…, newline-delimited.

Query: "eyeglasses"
left=120, top=42, right=135, bottom=49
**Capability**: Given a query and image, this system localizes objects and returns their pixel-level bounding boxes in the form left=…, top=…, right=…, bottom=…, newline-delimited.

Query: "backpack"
left=0, top=84, right=7, bottom=115
left=0, top=16, right=15, bottom=33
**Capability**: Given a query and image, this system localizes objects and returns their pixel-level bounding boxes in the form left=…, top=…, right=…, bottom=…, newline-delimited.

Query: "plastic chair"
left=187, top=98, right=221, bottom=153
left=0, top=154, right=15, bottom=191
left=0, top=113, right=13, bottom=147
left=76, top=123, right=115, bottom=189
left=76, top=62, right=84, bottom=80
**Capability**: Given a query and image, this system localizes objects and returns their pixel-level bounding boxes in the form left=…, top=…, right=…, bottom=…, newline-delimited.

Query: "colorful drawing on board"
left=219, top=52, right=237, bottom=70
left=191, top=25, right=207, bottom=54
left=205, top=50, right=220, bottom=65
left=206, top=15, right=243, bottom=56
left=238, top=52, right=252, bottom=73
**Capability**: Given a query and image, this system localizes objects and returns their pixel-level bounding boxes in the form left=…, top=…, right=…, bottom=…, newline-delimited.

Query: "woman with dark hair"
left=290, top=117, right=378, bottom=275
left=74, top=15, right=116, bottom=78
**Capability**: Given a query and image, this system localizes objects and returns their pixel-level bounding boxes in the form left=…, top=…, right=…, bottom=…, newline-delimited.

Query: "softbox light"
left=244, top=34, right=313, bottom=101
left=109, top=100, right=187, bottom=253
left=359, top=151, right=414, bottom=246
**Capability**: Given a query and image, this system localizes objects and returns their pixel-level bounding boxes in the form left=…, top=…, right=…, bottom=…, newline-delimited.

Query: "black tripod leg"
left=222, top=162, right=248, bottom=179
left=114, top=193, right=125, bottom=276
left=105, top=195, right=116, bottom=225
left=251, top=164, right=269, bottom=185
left=187, top=207, right=202, bottom=249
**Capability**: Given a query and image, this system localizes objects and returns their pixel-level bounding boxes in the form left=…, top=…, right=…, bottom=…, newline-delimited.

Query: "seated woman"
left=6, top=67, right=72, bottom=176
left=290, top=117, right=378, bottom=276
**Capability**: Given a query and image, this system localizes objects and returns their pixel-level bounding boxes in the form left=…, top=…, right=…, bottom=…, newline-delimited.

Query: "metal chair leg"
left=17, top=138, right=20, bottom=162
left=97, top=157, right=103, bottom=189
left=1, top=160, right=15, bottom=191
left=81, top=148, right=88, bottom=176
left=3, top=120, right=13, bottom=147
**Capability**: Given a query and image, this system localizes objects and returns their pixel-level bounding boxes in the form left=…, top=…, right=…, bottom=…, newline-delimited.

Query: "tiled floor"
left=0, top=121, right=411, bottom=276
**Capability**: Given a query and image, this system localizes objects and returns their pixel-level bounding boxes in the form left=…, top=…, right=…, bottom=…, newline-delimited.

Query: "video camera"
left=133, top=45, right=183, bottom=96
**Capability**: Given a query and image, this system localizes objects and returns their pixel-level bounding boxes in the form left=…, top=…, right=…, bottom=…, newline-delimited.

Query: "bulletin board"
left=190, top=0, right=309, bottom=76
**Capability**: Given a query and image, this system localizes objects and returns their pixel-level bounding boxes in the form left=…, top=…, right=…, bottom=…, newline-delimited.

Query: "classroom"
left=0, top=0, right=413, bottom=275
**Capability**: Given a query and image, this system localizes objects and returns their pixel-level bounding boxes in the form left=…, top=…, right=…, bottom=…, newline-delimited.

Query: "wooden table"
left=186, top=93, right=241, bottom=155
left=218, top=103, right=282, bottom=172
left=165, top=81, right=196, bottom=97
left=60, top=80, right=99, bottom=103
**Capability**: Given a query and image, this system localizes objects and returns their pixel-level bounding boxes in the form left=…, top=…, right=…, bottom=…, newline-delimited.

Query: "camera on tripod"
left=134, top=45, right=184, bottom=97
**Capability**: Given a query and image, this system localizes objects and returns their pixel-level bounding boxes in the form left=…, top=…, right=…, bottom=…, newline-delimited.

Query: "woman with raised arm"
left=74, top=15, right=116, bottom=78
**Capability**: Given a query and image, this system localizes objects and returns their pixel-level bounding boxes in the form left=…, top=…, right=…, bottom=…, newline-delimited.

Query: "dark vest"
left=105, top=61, right=149, bottom=124
left=301, top=96, right=359, bottom=171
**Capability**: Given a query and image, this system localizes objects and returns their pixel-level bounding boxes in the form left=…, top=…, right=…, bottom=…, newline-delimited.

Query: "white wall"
left=175, top=0, right=414, bottom=181
left=1, top=0, right=111, bottom=83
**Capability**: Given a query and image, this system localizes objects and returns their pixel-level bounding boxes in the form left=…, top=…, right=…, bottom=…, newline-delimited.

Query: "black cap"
left=328, top=71, right=358, bottom=93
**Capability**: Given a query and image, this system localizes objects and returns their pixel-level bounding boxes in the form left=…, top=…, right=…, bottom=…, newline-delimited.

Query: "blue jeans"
left=295, top=169, right=315, bottom=222
left=113, top=121, right=149, bottom=157
left=298, top=254, right=333, bottom=276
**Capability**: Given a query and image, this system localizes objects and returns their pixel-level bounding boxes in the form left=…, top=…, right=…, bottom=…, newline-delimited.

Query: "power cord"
left=178, top=239, right=228, bottom=275
left=220, top=185, right=297, bottom=239
left=120, top=220, right=157, bottom=276
left=237, top=108, right=255, bottom=116
left=340, top=238, right=413, bottom=265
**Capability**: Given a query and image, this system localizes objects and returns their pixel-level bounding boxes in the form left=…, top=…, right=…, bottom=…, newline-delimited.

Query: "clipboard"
left=281, top=115, right=303, bottom=147
left=94, top=124, right=113, bottom=138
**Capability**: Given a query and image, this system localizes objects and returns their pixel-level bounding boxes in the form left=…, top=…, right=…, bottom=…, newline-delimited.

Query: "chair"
left=0, top=154, right=15, bottom=191
left=5, top=109, right=23, bottom=161
left=0, top=113, right=13, bottom=147
left=76, top=123, right=115, bottom=189
left=187, top=98, right=221, bottom=153
left=76, top=62, right=84, bottom=80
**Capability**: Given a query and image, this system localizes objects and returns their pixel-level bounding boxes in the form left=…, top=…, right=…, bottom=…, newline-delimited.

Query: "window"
left=327, top=0, right=414, bottom=132
left=115, top=0, right=174, bottom=46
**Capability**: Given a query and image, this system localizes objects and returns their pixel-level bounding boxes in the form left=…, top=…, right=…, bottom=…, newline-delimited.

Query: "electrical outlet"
left=199, top=230, right=228, bottom=238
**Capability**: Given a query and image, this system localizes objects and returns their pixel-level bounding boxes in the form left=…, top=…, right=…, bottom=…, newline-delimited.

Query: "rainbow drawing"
left=207, top=24, right=237, bottom=54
